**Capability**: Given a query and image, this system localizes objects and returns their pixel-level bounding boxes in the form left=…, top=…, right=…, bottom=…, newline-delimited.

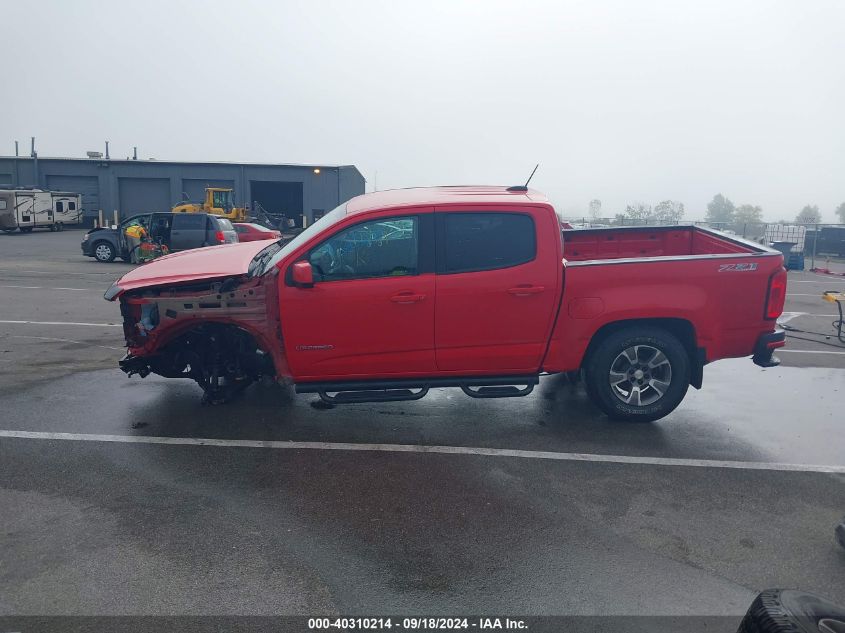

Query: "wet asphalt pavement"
left=1, top=230, right=844, bottom=619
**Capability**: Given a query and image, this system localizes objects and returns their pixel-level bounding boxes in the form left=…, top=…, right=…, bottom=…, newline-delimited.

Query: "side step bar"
left=296, top=375, right=539, bottom=405
left=318, top=388, right=429, bottom=405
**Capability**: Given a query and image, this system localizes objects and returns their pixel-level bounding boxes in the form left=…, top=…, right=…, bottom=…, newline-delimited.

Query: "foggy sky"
left=3, top=0, right=843, bottom=221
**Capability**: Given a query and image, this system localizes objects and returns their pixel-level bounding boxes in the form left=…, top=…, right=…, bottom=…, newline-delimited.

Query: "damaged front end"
left=111, top=275, right=286, bottom=404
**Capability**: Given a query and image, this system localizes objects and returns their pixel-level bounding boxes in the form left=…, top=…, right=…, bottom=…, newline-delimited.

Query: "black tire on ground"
left=737, top=589, right=845, bottom=633
left=20, top=227, right=33, bottom=233
left=584, top=325, right=690, bottom=422
left=57, top=222, right=64, bottom=232
left=49, top=223, right=57, bottom=232
left=92, top=240, right=116, bottom=263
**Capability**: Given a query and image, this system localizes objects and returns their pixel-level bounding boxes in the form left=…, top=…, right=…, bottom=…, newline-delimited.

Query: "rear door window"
left=56, top=201, right=64, bottom=213
left=172, top=214, right=207, bottom=229
left=216, top=218, right=234, bottom=231
left=438, top=212, right=536, bottom=274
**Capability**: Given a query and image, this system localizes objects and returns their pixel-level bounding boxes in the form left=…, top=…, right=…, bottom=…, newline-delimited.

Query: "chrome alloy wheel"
left=608, top=344, right=672, bottom=407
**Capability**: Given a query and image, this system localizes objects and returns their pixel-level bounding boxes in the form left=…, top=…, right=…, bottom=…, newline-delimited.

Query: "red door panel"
left=279, top=274, right=435, bottom=379
left=434, top=208, right=560, bottom=373
left=278, top=210, right=435, bottom=381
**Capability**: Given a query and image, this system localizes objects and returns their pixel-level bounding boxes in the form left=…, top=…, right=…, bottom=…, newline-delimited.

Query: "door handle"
left=507, top=285, right=545, bottom=296
left=390, top=293, right=426, bottom=304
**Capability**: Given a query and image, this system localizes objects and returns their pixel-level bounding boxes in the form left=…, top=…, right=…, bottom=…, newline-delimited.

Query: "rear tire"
left=737, top=589, right=845, bottom=633
left=585, top=326, right=690, bottom=422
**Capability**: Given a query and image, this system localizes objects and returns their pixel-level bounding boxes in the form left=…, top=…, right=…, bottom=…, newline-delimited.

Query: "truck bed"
left=562, top=225, right=762, bottom=262
left=545, top=225, right=784, bottom=374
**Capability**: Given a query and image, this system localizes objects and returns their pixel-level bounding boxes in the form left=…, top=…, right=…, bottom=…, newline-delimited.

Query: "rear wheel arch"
left=582, top=318, right=698, bottom=371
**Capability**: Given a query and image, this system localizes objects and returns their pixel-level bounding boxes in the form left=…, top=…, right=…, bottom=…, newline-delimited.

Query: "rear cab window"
left=437, top=212, right=536, bottom=273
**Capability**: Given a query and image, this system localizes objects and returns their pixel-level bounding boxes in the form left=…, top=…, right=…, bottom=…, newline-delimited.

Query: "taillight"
left=765, top=268, right=787, bottom=319
left=215, top=230, right=225, bottom=243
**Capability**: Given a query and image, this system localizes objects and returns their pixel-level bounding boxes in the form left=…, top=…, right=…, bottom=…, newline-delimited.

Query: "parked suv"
left=81, top=212, right=238, bottom=262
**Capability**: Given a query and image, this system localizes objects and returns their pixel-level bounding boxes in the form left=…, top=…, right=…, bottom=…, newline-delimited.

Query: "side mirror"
left=291, top=260, right=314, bottom=287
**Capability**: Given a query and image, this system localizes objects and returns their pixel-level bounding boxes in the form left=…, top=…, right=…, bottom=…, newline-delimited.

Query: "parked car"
left=106, top=186, right=786, bottom=421
left=82, top=212, right=237, bottom=262
left=233, top=222, right=282, bottom=242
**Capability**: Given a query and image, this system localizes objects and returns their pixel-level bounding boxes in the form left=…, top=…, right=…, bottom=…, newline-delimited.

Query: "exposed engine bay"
left=117, top=276, right=282, bottom=404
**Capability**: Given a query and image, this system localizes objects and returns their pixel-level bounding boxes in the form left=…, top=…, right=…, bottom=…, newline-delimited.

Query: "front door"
left=434, top=209, right=560, bottom=373
left=279, top=212, right=435, bottom=380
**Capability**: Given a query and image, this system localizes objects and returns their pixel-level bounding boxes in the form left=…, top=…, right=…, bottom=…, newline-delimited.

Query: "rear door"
left=279, top=209, right=436, bottom=379
left=434, top=208, right=560, bottom=373
left=170, top=214, right=208, bottom=250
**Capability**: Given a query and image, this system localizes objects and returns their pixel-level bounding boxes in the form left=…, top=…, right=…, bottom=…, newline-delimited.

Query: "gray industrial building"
left=0, top=155, right=365, bottom=227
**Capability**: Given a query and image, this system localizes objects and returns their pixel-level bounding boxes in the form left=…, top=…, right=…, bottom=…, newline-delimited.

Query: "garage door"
left=119, top=178, right=171, bottom=217
left=181, top=179, right=236, bottom=205
left=45, top=175, right=100, bottom=223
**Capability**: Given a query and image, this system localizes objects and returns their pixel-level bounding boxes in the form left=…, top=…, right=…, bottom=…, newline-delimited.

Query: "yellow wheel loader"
left=172, top=188, right=249, bottom=222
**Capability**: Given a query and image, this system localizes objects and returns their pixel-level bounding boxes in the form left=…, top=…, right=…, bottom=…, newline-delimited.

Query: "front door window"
left=308, top=217, right=418, bottom=282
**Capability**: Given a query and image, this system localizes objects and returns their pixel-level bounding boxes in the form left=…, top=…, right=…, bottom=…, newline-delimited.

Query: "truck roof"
left=345, top=186, right=549, bottom=215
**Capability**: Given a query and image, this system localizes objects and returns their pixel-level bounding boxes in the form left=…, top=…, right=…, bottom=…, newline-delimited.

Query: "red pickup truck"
left=106, top=186, right=786, bottom=422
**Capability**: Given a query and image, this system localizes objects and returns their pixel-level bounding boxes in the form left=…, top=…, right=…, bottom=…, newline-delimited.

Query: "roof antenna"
left=507, top=164, right=539, bottom=192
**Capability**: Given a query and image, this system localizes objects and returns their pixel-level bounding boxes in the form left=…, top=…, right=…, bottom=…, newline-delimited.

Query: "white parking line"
left=779, top=312, right=840, bottom=324
left=7, top=335, right=123, bottom=350
left=0, top=285, right=97, bottom=291
left=778, top=349, right=845, bottom=355
left=791, top=280, right=845, bottom=283
left=18, top=269, right=117, bottom=276
left=0, top=320, right=121, bottom=327
left=0, top=430, right=843, bottom=474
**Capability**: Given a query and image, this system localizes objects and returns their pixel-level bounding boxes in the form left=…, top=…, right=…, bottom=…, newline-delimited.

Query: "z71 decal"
left=718, top=263, right=758, bottom=272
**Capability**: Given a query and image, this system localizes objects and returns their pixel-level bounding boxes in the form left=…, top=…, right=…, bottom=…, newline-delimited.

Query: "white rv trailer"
left=0, top=188, right=83, bottom=232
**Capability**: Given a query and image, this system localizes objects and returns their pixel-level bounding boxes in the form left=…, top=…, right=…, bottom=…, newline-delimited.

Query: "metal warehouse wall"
left=0, top=157, right=366, bottom=227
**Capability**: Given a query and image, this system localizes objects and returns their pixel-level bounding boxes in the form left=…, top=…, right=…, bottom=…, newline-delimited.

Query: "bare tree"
left=653, top=200, right=685, bottom=224
left=734, top=204, right=763, bottom=224
left=624, top=203, right=652, bottom=221
left=706, top=194, right=735, bottom=224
